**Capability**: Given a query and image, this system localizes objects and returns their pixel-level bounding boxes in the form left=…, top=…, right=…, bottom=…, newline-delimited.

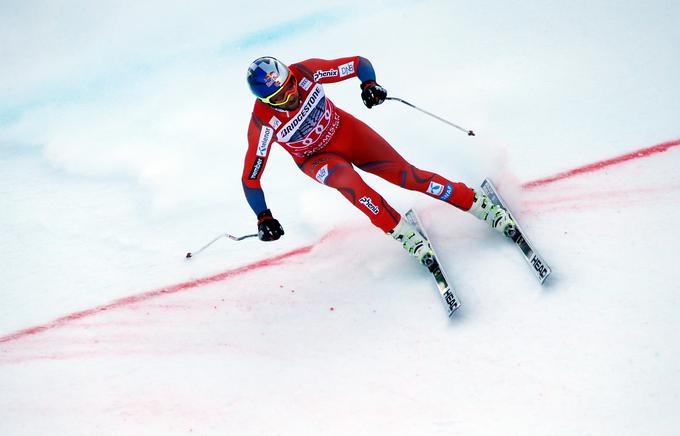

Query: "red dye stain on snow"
left=522, top=139, right=680, bottom=189
left=1, top=139, right=678, bottom=345
left=0, top=242, right=319, bottom=344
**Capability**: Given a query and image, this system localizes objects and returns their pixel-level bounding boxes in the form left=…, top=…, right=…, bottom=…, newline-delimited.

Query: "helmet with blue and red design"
left=247, top=56, right=290, bottom=101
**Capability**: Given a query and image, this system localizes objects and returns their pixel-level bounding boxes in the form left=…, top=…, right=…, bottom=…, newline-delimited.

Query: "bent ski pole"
left=386, top=97, right=475, bottom=136
left=185, top=233, right=258, bottom=259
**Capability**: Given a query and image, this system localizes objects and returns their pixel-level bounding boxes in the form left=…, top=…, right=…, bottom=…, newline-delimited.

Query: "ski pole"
left=185, top=233, right=258, bottom=259
left=386, top=97, right=475, bottom=136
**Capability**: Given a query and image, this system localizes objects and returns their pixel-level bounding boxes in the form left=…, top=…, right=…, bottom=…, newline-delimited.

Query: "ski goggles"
left=261, top=73, right=298, bottom=107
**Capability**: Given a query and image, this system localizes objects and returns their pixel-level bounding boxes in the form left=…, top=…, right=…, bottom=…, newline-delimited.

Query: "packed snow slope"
left=2, top=1, right=680, bottom=435
left=2, top=140, right=680, bottom=436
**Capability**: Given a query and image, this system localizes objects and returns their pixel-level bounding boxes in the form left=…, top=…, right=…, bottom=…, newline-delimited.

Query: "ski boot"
left=468, top=190, right=518, bottom=239
left=388, top=217, right=434, bottom=266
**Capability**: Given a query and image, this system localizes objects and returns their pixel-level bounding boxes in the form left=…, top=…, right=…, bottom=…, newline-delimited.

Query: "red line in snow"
left=2, top=139, right=679, bottom=346
left=522, top=139, right=680, bottom=189
left=0, top=242, right=319, bottom=345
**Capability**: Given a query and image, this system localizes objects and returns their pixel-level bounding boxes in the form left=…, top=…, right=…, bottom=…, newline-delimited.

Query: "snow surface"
left=2, top=1, right=680, bottom=435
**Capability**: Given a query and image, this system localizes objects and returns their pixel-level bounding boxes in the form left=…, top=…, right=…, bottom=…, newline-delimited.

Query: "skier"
left=242, top=56, right=516, bottom=264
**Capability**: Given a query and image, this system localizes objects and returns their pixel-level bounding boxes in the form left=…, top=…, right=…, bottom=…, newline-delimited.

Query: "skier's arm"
left=294, top=56, right=374, bottom=84
left=242, top=115, right=273, bottom=216
left=296, top=56, right=387, bottom=108
left=242, top=114, right=284, bottom=241
left=355, top=57, right=387, bottom=109
left=356, top=56, right=377, bottom=83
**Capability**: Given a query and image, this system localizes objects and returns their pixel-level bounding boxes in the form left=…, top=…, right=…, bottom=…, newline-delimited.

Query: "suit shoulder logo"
left=313, top=69, right=338, bottom=82
left=257, top=126, right=274, bottom=157
left=269, top=116, right=282, bottom=129
left=299, top=77, right=313, bottom=91
left=339, top=61, right=355, bottom=77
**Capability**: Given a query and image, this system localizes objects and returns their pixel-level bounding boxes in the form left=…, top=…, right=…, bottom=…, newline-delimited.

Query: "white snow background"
left=1, top=1, right=680, bottom=435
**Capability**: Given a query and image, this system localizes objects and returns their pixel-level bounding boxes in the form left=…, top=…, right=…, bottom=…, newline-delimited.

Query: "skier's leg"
left=299, top=152, right=434, bottom=263
left=299, top=152, right=400, bottom=233
left=339, top=111, right=475, bottom=210
left=339, top=110, right=516, bottom=237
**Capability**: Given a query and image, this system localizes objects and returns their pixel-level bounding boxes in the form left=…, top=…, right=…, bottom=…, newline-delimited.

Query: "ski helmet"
left=247, top=57, right=290, bottom=101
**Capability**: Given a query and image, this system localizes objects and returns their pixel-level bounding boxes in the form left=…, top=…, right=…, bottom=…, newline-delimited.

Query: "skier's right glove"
left=360, top=80, right=387, bottom=109
left=257, top=209, right=285, bottom=241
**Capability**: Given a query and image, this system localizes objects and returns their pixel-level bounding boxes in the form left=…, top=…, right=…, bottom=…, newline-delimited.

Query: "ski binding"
left=481, top=178, right=552, bottom=284
left=405, top=209, right=461, bottom=316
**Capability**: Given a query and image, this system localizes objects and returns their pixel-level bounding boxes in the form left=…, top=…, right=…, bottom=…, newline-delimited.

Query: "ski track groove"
left=1, top=138, right=678, bottom=345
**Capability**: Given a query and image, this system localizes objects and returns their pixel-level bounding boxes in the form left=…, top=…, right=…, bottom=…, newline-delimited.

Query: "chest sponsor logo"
left=359, top=196, right=380, bottom=215
left=269, top=116, right=281, bottom=130
left=277, top=85, right=325, bottom=142
left=439, top=184, right=453, bottom=201
left=257, top=126, right=273, bottom=157
left=338, top=61, right=354, bottom=77
left=315, top=164, right=329, bottom=184
left=426, top=181, right=445, bottom=196
left=248, top=157, right=264, bottom=180
left=313, top=69, right=338, bottom=81
left=274, top=83, right=340, bottom=157
left=299, top=77, right=312, bottom=91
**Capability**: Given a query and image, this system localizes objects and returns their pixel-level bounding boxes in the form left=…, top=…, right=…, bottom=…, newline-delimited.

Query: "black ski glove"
left=360, top=80, right=387, bottom=109
left=257, top=209, right=284, bottom=241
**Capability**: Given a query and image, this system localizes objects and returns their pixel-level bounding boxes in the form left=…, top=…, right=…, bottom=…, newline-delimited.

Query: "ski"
left=404, top=209, right=461, bottom=316
left=480, top=178, right=552, bottom=284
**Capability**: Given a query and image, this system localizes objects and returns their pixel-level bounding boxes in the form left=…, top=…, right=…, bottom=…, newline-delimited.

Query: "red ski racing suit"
left=242, top=56, right=476, bottom=233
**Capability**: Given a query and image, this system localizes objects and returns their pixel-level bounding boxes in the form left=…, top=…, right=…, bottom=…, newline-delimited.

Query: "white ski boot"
left=468, top=190, right=518, bottom=238
left=388, top=217, right=434, bottom=265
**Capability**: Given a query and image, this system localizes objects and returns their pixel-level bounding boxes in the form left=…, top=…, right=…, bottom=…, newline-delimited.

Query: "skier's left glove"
left=257, top=209, right=284, bottom=241
left=361, top=81, right=387, bottom=109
